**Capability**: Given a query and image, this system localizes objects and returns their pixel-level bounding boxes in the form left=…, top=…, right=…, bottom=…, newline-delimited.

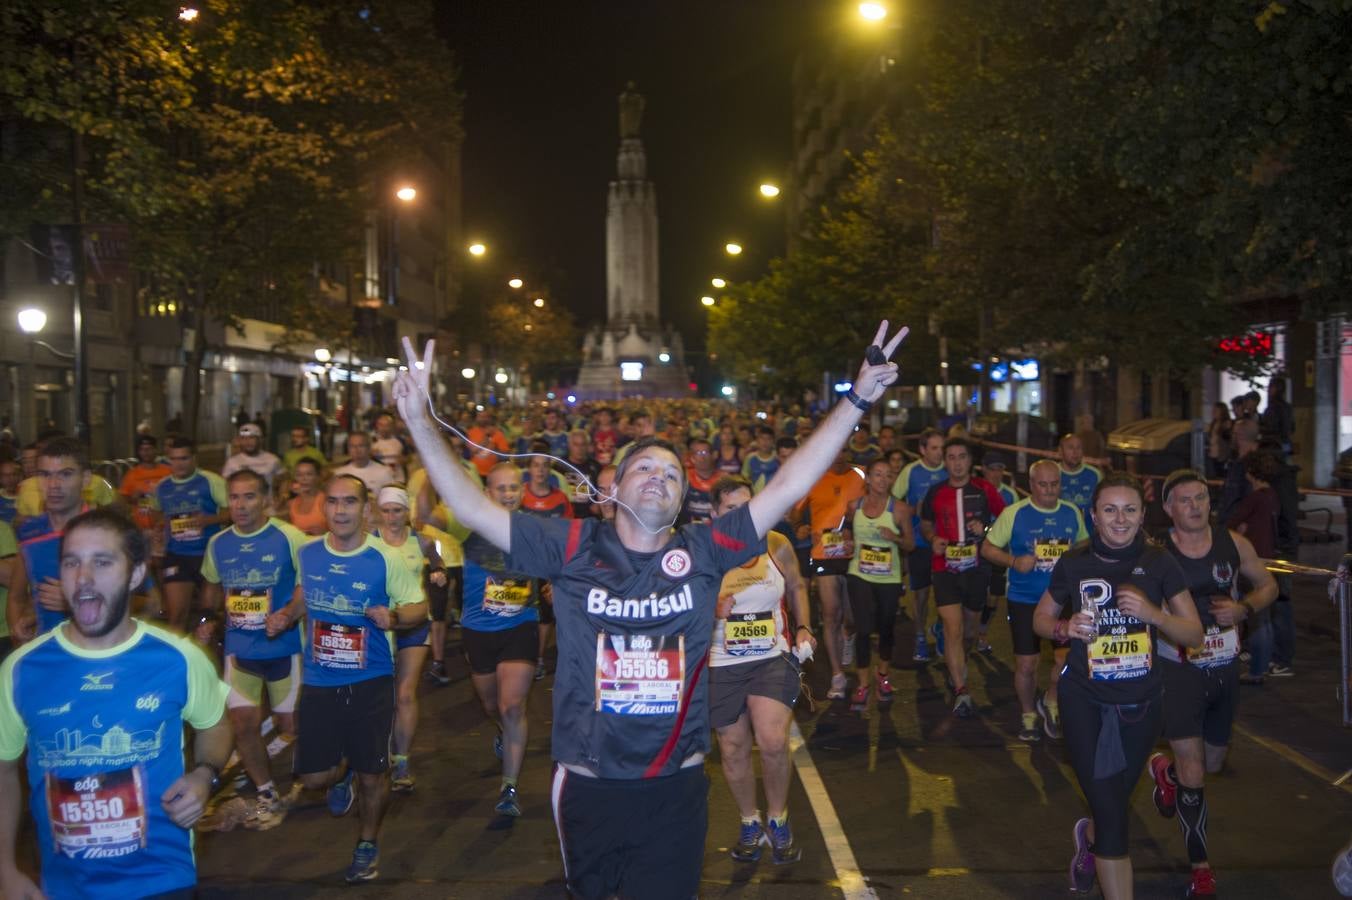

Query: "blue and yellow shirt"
left=298, top=535, right=422, bottom=687
left=0, top=621, right=227, bottom=899
left=202, top=518, right=309, bottom=661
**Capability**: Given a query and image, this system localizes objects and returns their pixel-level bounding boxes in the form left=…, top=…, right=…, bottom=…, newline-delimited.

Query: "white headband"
left=377, top=486, right=409, bottom=509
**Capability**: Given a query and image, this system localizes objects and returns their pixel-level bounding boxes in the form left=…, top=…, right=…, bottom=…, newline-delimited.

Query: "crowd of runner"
left=0, top=324, right=1332, bottom=899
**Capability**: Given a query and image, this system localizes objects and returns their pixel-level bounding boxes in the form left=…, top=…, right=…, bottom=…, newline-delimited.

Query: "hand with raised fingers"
left=852, top=321, right=910, bottom=403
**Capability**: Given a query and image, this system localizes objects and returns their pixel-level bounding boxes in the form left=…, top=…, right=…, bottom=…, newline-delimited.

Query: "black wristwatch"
left=194, top=761, right=222, bottom=792
left=844, top=389, right=871, bottom=412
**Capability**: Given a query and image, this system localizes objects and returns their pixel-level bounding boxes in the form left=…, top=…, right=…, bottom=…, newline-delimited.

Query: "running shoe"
left=729, top=818, right=767, bottom=862
left=391, top=757, right=415, bottom=793
left=1149, top=752, right=1177, bottom=818
left=1069, top=817, right=1096, bottom=894
left=494, top=784, right=521, bottom=817
left=425, top=660, right=450, bottom=686
left=767, top=816, right=802, bottom=865
left=841, top=636, right=855, bottom=668
left=1185, top=866, right=1217, bottom=897
left=1036, top=692, right=1061, bottom=740
left=912, top=635, right=931, bottom=663
left=827, top=672, right=848, bottom=700
left=345, top=840, right=379, bottom=883
left=326, top=770, right=355, bottom=818
left=875, top=673, right=895, bottom=700
left=535, top=659, right=547, bottom=681
left=850, top=684, right=869, bottom=709
left=976, top=637, right=994, bottom=656
left=1238, top=671, right=1265, bottom=686
left=952, top=688, right=973, bottom=718
left=1018, top=713, right=1041, bottom=743
left=242, top=788, right=285, bottom=831
left=493, top=733, right=504, bottom=760
left=931, top=620, right=945, bottom=656
left=1267, top=663, right=1294, bottom=677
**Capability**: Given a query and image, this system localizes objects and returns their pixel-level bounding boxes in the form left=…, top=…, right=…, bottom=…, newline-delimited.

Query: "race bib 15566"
left=595, top=632, right=684, bottom=715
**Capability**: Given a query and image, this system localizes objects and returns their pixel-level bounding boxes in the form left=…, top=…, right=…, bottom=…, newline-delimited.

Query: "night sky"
left=438, top=1, right=824, bottom=353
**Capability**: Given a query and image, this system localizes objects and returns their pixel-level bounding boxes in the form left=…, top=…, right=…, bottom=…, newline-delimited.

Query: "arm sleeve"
left=0, top=656, right=27, bottom=760
left=504, top=512, right=575, bottom=580
left=280, top=522, right=310, bottom=568
left=382, top=546, right=423, bottom=609
left=985, top=505, right=1016, bottom=549
left=1047, top=556, right=1073, bottom=610
left=984, top=481, right=1006, bottom=520
left=1157, top=551, right=1188, bottom=601
left=919, top=483, right=937, bottom=523
left=200, top=536, right=221, bottom=584
left=890, top=465, right=909, bottom=501
left=179, top=638, right=228, bottom=731
left=701, top=503, right=767, bottom=572
left=207, top=472, right=229, bottom=508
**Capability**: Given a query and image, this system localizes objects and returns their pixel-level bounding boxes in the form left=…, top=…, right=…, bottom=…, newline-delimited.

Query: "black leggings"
left=846, top=575, right=901, bottom=669
left=1058, top=674, right=1162, bottom=857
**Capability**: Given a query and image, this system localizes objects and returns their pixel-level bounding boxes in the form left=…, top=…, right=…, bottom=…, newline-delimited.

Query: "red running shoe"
left=1185, top=866, right=1217, bottom=897
left=1149, top=752, right=1177, bottom=819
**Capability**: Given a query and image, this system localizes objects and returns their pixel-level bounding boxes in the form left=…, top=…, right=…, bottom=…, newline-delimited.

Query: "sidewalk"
left=1238, top=521, right=1351, bottom=780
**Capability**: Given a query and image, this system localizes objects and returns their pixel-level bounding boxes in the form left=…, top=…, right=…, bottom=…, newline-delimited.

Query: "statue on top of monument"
left=618, top=81, right=644, bottom=139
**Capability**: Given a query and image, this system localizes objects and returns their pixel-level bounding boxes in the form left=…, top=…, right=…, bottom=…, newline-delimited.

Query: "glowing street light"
left=314, top=347, right=332, bottom=363
left=178, top=7, right=199, bottom=22
left=508, top=277, right=524, bottom=289
left=16, top=308, right=47, bottom=334
left=494, top=369, right=509, bottom=384
left=395, top=185, right=417, bottom=202
left=700, top=296, right=715, bottom=307
left=758, top=183, right=780, bottom=198
left=858, top=2, right=888, bottom=21
left=725, top=242, right=743, bottom=256
left=468, top=242, right=486, bottom=257
left=710, top=277, right=726, bottom=288
left=460, top=367, right=476, bottom=379
left=533, top=297, right=545, bottom=308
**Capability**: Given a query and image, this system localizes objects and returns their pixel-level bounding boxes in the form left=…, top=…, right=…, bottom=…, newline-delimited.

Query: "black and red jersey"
left=919, top=477, right=1006, bottom=573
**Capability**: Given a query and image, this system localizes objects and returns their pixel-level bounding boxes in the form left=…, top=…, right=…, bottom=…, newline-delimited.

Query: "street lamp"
left=494, top=370, right=509, bottom=385
left=701, top=296, right=715, bottom=307
left=17, top=308, right=47, bottom=335
left=533, top=297, right=545, bottom=308
left=460, top=367, right=476, bottom=379
left=395, top=185, right=417, bottom=202
left=508, top=278, right=523, bottom=289
left=758, top=183, right=780, bottom=198
left=858, top=2, right=888, bottom=21
left=178, top=6, right=199, bottom=21
left=468, top=242, right=487, bottom=257
left=725, top=242, right=743, bottom=256
left=710, top=277, right=726, bottom=288
left=314, top=347, right=332, bottom=363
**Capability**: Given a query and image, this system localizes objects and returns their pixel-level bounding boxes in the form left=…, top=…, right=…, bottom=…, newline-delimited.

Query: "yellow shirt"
left=17, top=474, right=117, bottom=518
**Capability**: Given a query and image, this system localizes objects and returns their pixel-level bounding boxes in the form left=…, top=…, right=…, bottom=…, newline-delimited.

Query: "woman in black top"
left=1034, top=472, right=1202, bottom=899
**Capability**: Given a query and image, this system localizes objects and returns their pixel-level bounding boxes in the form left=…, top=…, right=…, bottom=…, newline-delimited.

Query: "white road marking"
left=788, top=720, right=878, bottom=900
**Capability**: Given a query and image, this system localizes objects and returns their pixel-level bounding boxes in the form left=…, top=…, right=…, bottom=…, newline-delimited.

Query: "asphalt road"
left=189, top=571, right=1352, bottom=899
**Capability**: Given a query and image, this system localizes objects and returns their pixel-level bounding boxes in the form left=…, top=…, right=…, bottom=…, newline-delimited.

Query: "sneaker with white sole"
left=345, top=840, right=379, bottom=883
left=729, top=818, right=767, bottom=862
left=242, top=789, right=285, bottom=831
left=827, top=672, right=848, bottom=700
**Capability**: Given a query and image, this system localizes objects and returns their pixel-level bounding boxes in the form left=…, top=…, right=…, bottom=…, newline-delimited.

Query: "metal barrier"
left=1331, top=555, right=1352, bottom=727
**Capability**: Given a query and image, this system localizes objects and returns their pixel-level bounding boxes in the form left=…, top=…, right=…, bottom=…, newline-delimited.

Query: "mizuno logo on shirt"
left=81, top=673, right=114, bottom=691
left=586, top=584, right=694, bottom=619
left=328, top=563, right=348, bottom=575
